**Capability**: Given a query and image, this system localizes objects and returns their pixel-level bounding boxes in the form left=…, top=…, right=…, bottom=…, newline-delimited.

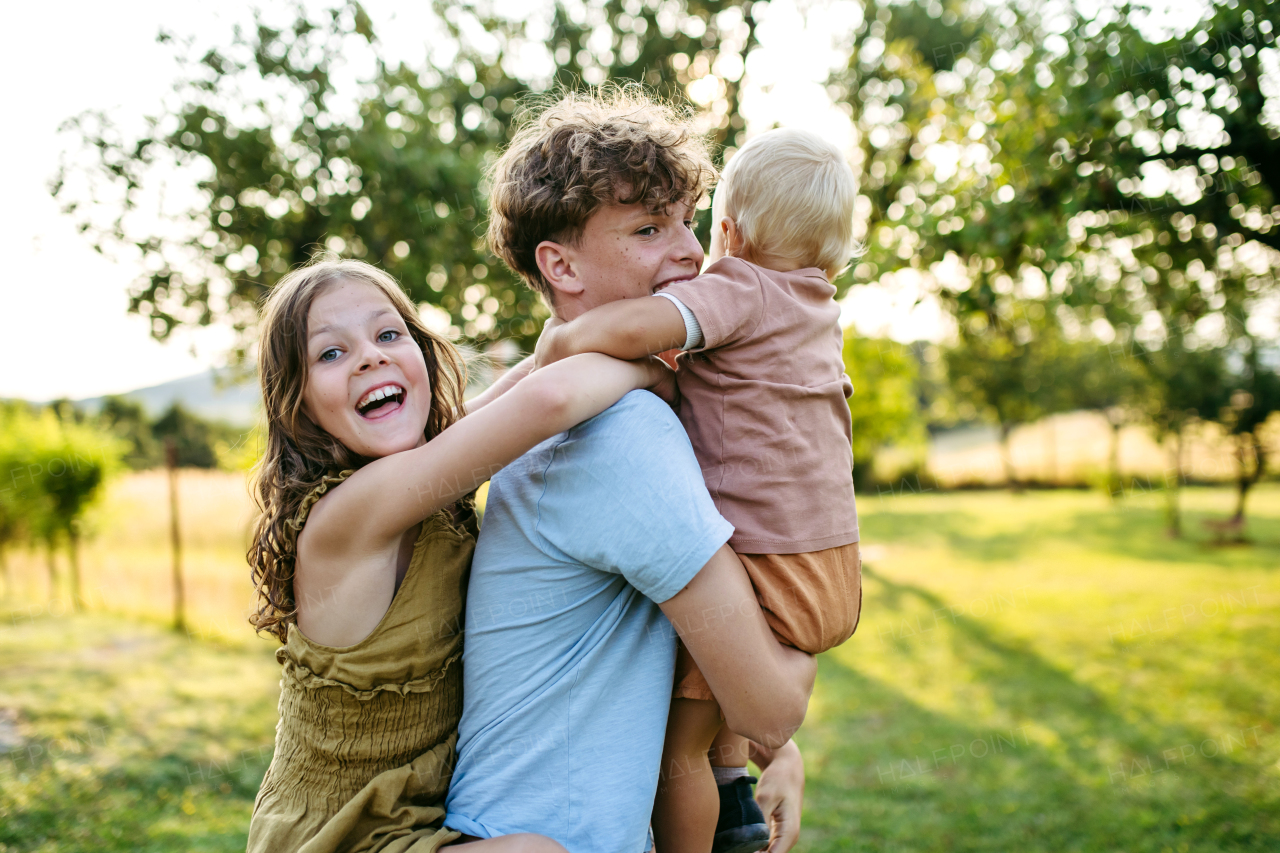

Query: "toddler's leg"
left=652, top=698, right=723, bottom=853
left=709, top=726, right=751, bottom=770
left=708, top=728, right=770, bottom=853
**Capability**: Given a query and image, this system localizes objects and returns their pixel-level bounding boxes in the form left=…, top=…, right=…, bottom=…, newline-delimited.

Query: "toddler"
left=536, top=127, right=863, bottom=853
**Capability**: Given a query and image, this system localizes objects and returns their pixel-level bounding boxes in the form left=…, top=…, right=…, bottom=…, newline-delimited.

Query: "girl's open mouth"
left=356, top=384, right=406, bottom=419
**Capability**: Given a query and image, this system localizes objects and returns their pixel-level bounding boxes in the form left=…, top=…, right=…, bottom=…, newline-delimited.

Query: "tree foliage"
left=0, top=405, right=123, bottom=604
left=100, top=396, right=163, bottom=469
left=842, top=331, right=925, bottom=491
left=52, top=0, right=760, bottom=355
left=50, top=0, right=1280, bottom=517
left=151, top=404, right=240, bottom=469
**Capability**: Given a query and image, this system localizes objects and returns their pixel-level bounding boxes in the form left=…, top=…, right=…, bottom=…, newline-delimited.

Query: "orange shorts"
left=673, top=541, right=863, bottom=702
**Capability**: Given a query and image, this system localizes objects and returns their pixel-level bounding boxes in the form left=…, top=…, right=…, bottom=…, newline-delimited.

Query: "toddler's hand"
left=533, top=316, right=566, bottom=370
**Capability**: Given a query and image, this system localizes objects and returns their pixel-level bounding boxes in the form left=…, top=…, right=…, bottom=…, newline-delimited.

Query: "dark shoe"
left=712, top=775, right=770, bottom=853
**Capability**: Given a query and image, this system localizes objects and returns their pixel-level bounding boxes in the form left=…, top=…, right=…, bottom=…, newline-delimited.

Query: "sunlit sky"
left=0, top=0, right=1208, bottom=401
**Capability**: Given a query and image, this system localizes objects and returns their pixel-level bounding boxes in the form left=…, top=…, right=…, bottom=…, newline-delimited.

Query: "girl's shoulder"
left=287, top=470, right=357, bottom=543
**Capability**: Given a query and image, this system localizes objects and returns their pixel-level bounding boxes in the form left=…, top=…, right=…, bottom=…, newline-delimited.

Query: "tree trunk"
left=1163, top=430, right=1184, bottom=538
left=167, top=438, right=185, bottom=633
left=68, top=527, right=82, bottom=613
left=1108, top=420, right=1122, bottom=499
left=999, top=422, right=1019, bottom=490
left=46, top=543, right=59, bottom=602
left=1176, top=428, right=1186, bottom=483
left=1231, top=431, right=1265, bottom=525
left=852, top=451, right=876, bottom=497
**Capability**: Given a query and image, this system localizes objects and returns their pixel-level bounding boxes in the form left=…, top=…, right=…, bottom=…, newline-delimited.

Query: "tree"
left=1134, top=335, right=1232, bottom=535
left=1218, top=344, right=1280, bottom=524
left=827, top=0, right=1279, bottom=342
left=0, top=404, right=44, bottom=597
left=842, top=331, right=926, bottom=492
left=828, top=0, right=1086, bottom=336
left=1065, top=338, right=1151, bottom=496
left=99, top=395, right=162, bottom=469
left=54, top=3, right=529, bottom=354
left=830, top=0, right=1278, bottom=513
left=152, top=404, right=232, bottom=469
left=38, top=423, right=118, bottom=610
left=0, top=407, right=122, bottom=608
left=1063, top=0, right=1280, bottom=529
left=53, top=0, right=762, bottom=356
left=942, top=301, right=1074, bottom=487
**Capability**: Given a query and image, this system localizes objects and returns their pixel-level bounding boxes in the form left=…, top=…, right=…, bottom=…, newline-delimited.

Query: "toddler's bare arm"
left=535, top=296, right=689, bottom=367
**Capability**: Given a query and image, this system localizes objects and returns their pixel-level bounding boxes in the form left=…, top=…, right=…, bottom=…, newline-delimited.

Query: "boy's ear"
left=534, top=240, right=585, bottom=300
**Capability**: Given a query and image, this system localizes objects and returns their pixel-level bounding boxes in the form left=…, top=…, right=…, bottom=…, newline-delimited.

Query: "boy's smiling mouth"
left=651, top=277, right=691, bottom=294
left=356, top=383, right=406, bottom=418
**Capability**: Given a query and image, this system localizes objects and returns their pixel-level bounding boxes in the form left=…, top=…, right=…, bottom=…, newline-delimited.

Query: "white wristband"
left=655, top=292, right=704, bottom=350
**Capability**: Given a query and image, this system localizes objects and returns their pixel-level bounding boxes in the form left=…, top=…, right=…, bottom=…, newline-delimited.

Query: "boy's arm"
left=535, top=296, right=690, bottom=368
left=658, top=544, right=817, bottom=749
left=751, top=740, right=805, bottom=853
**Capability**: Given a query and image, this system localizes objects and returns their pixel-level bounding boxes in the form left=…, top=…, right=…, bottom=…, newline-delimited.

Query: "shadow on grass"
left=797, top=566, right=1277, bottom=853
left=863, top=498, right=1280, bottom=571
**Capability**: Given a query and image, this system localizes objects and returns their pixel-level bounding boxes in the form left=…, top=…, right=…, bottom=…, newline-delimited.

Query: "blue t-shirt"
left=444, top=391, right=733, bottom=852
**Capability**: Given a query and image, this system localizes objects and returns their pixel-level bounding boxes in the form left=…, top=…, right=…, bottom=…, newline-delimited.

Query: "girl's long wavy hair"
left=247, top=258, right=467, bottom=642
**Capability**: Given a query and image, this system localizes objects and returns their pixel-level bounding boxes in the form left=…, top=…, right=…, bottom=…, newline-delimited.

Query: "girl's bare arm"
left=309, top=353, right=663, bottom=552
left=295, top=354, right=663, bottom=646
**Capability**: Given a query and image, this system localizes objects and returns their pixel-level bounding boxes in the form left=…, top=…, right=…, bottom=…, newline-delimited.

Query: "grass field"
left=1, top=480, right=1277, bottom=852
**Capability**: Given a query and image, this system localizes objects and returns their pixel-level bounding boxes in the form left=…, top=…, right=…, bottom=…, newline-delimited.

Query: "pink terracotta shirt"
left=660, top=256, right=859, bottom=554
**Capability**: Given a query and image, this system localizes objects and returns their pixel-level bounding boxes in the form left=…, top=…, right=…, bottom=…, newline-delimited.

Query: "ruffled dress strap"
left=283, top=469, right=356, bottom=552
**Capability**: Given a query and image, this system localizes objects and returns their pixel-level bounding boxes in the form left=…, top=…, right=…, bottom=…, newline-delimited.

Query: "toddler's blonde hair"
left=719, top=127, right=862, bottom=274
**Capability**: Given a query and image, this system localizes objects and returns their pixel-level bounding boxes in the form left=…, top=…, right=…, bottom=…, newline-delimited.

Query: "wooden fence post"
left=166, top=437, right=185, bottom=632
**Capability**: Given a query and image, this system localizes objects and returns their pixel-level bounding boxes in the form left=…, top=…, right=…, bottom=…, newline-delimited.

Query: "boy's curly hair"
left=486, top=86, right=716, bottom=302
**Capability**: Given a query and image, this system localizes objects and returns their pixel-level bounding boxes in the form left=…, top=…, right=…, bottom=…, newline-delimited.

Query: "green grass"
left=0, top=618, right=279, bottom=852
left=1, top=485, right=1277, bottom=851
left=800, top=484, right=1280, bottom=852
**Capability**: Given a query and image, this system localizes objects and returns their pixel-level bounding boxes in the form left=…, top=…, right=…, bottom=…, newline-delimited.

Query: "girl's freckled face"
left=302, top=281, right=434, bottom=459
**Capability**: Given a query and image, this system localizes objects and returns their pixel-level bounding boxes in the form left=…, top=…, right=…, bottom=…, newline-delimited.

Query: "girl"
left=244, top=258, right=666, bottom=853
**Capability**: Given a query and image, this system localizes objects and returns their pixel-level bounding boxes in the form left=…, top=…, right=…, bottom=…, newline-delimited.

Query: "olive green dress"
left=247, top=472, right=476, bottom=853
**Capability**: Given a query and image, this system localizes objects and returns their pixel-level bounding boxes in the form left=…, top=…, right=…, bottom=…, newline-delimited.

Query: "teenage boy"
left=443, top=91, right=812, bottom=853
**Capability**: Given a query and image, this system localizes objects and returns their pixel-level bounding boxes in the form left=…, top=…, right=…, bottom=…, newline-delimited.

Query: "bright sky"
left=0, top=0, right=939, bottom=402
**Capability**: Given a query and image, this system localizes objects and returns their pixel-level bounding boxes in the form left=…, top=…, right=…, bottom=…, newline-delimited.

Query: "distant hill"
left=66, top=352, right=507, bottom=428
left=77, top=369, right=261, bottom=427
